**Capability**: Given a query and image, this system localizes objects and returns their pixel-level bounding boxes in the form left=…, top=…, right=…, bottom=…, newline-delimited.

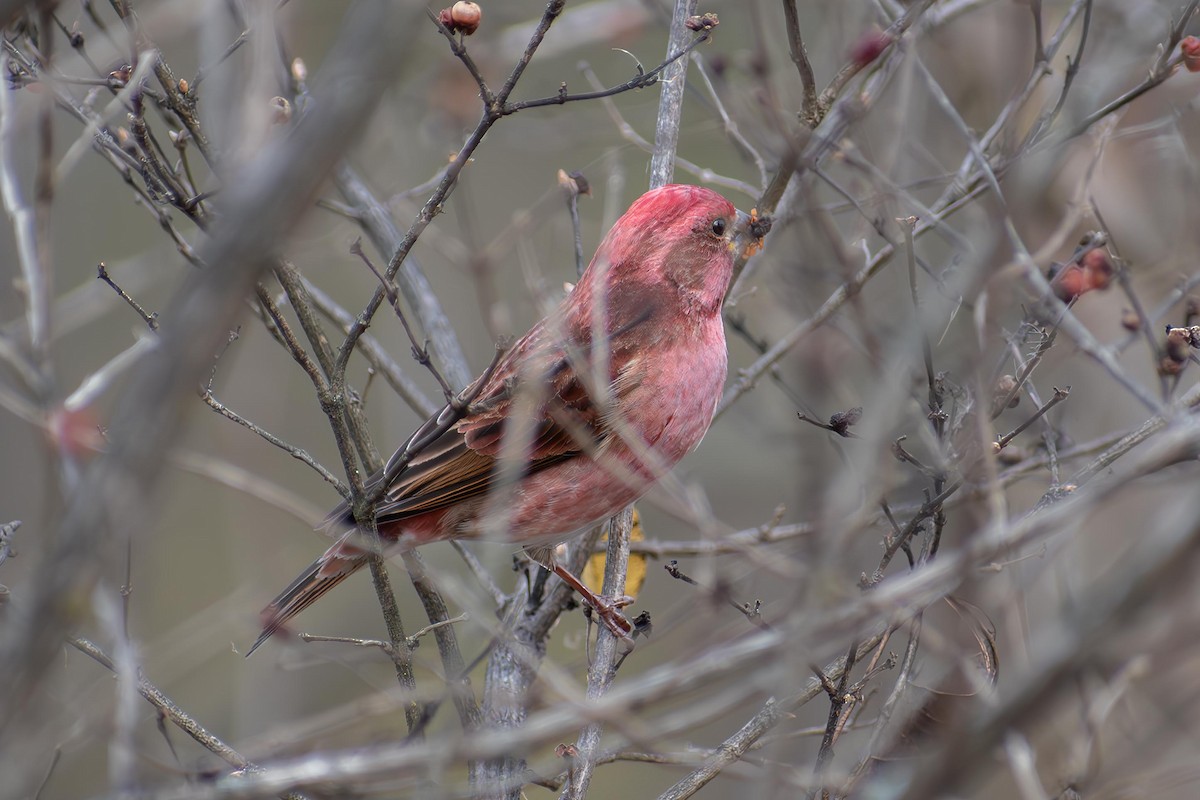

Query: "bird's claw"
left=587, top=594, right=636, bottom=641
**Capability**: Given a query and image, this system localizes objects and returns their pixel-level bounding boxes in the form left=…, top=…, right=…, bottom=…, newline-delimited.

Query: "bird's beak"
left=732, top=208, right=770, bottom=259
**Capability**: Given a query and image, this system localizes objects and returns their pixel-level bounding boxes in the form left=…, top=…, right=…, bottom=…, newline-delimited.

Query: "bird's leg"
left=549, top=561, right=634, bottom=639
left=523, top=545, right=634, bottom=639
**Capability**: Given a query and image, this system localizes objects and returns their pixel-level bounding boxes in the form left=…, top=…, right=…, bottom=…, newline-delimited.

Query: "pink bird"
left=250, top=184, right=763, bottom=654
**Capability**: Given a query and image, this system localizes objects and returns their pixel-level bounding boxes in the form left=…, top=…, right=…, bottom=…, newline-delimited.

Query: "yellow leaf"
left=583, top=507, right=647, bottom=599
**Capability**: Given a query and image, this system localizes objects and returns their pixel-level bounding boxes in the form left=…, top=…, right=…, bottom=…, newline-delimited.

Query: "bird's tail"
left=246, top=535, right=369, bottom=657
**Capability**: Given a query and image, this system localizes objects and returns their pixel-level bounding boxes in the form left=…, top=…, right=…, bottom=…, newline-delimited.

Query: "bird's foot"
left=585, top=593, right=635, bottom=640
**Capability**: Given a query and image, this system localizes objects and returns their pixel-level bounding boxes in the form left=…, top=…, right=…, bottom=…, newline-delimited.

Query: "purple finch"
left=250, top=184, right=761, bottom=654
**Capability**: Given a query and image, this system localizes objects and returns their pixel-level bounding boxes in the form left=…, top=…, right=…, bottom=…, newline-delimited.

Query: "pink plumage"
left=250, top=184, right=757, bottom=653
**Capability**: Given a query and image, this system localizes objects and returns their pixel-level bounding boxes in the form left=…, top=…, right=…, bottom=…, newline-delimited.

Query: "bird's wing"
left=332, top=310, right=650, bottom=529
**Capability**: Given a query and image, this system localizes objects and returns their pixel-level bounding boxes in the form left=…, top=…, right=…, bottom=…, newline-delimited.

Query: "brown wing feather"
left=332, top=301, right=652, bottom=532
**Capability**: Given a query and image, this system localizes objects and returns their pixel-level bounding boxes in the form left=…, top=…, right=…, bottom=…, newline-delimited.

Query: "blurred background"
left=2, top=0, right=1200, bottom=797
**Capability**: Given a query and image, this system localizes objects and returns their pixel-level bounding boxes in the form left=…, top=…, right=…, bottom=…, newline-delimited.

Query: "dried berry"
left=1163, top=326, right=1195, bottom=368
left=442, top=1, right=481, bottom=35
left=1050, top=262, right=1085, bottom=302
left=1049, top=247, right=1115, bottom=301
left=1120, top=308, right=1141, bottom=332
left=1165, top=325, right=1200, bottom=352
left=1159, top=355, right=1186, bottom=376
left=685, top=12, right=719, bottom=32
left=1079, top=248, right=1113, bottom=290
left=849, top=30, right=892, bottom=67
left=748, top=208, right=773, bottom=241
left=1182, top=35, right=1200, bottom=73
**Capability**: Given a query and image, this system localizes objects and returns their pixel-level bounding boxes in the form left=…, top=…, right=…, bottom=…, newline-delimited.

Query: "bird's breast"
left=615, top=321, right=727, bottom=465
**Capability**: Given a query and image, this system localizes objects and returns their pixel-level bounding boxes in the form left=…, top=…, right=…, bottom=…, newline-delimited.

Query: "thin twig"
left=991, top=321, right=1060, bottom=422
left=0, top=47, right=51, bottom=379
left=810, top=639, right=861, bottom=797
left=350, top=239, right=455, bottom=401
left=657, top=638, right=886, bottom=800
left=665, top=560, right=771, bottom=629
left=579, top=62, right=759, bottom=198
left=868, top=480, right=964, bottom=585
left=563, top=508, right=636, bottom=800
left=648, top=0, right=700, bottom=187
left=96, top=262, right=159, bottom=330
left=69, top=637, right=251, bottom=769
left=200, top=389, right=346, bottom=495
left=781, top=0, right=820, bottom=126
left=1055, top=0, right=1198, bottom=143
left=996, top=387, right=1071, bottom=451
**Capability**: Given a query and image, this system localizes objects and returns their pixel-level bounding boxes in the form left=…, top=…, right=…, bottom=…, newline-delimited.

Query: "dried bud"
left=115, top=126, right=134, bottom=152
left=555, top=743, right=579, bottom=759
left=1166, top=325, right=1200, bottom=353
left=446, top=1, right=481, bottom=35
left=269, top=96, right=292, bottom=125
left=68, top=29, right=85, bottom=49
left=1182, top=36, right=1200, bottom=73
left=291, top=57, right=307, bottom=84
left=1165, top=326, right=1193, bottom=363
left=828, top=406, right=862, bottom=436
left=177, top=77, right=189, bottom=95
left=992, top=375, right=1020, bottom=416
left=685, top=12, right=720, bottom=32
left=849, top=30, right=892, bottom=67
left=108, top=64, right=132, bottom=87
left=1120, top=308, right=1141, bottom=332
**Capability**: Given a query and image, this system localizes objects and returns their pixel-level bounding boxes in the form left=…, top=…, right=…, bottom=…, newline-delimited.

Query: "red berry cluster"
left=1049, top=247, right=1114, bottom=302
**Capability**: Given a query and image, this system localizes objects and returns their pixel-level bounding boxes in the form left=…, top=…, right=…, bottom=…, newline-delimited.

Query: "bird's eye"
left=710, top=218, right=726, bottom=237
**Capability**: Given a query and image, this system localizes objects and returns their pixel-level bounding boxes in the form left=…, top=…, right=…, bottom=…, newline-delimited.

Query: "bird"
left=248, top=184, right=763, bottom=655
